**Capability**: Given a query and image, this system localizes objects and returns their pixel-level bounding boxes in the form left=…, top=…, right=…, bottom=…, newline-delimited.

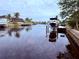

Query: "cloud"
left=0, top=0, right=60, bottom=21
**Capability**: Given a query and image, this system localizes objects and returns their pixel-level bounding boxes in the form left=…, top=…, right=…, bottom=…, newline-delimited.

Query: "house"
left=11, top=18, right=24, bottom=22
left=0, top=15, right=6, bottom=18
left=9, top=17, right=24, bottom=26
left=0, top=15, right=8, bottom=28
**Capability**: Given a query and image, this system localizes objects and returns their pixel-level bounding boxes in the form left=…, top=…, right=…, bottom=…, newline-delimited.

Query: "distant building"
left=0, top=15, right=25, bottom=27
left=9, top=17, right=24, bottom=26
left=0, top=15, right=8, bottom=27
left=11, top=18, right=24, bottom=22
left=0, top=15, right=6, bottom=18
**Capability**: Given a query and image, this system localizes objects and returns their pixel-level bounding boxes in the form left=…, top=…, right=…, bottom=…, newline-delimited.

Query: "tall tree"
left=7, top=14, right=11, bottom=22
left=59, top=0, right=79, bottom=29
left=59, top=0, right=76, bottom=18
left=14, top=12, right=20, bottom=19
left=25, top=18, right=32, bottom=22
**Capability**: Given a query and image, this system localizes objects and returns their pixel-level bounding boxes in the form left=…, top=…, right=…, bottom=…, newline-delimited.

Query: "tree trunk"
left=76, top=20, right=78, bottom=30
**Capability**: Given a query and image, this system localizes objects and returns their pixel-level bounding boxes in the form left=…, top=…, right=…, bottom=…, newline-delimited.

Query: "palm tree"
left=14, top=12, right=20, bottom=19
left=7, top=14, right=11, bottom=22
left=13, top=12, right=20, bottom=23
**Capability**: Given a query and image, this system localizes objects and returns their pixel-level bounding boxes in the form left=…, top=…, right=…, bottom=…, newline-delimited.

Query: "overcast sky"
left=0, top=0, right=60, bottom=21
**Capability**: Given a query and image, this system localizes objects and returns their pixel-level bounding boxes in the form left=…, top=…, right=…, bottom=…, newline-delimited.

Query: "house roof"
left=0, top=15, right=6, bottom=18
left=11, top=18, right=24, bottom=22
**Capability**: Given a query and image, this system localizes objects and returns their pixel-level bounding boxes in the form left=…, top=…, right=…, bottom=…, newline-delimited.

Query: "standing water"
left=0, top=24, right=71, bottom=59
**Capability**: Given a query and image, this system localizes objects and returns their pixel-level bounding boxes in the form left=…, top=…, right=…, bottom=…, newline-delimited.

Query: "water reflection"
left=49, top=31, right=58, bottom=42
left=66, top=44, right=79, bottom=59
left=0, top=26, right=32, bottom=38
left=25, top=26, right=32, bottom=32
left=15, top=31, right=20, bottom=38
left=0, top=25, right=74, bottom=59
left=0, top=28, right=7, bottom=37
left=8, top=30, right=12, bottom=36
left=56, top=51, right=73, bottom=59
left=57, top=52, right=64, bottom=59
left=7, top=26, right=32, bottom=38
left=8, top=28, right=24, bottom=38
left=48, top=25, right=58, bottom=42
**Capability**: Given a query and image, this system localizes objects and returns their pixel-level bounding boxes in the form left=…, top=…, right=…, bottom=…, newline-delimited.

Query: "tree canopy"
left=59, top=0, right=79, bottom=29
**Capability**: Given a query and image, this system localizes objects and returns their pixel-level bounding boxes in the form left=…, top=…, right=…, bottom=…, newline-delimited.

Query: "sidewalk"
left=67, top=28, right=79, bottom=46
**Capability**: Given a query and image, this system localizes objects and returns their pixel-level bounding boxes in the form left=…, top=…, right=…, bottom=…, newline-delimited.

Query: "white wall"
left=0, top=18, right=7, bottom=24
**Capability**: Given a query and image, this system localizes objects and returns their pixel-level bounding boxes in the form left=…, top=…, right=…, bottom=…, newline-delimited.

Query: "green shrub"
left=67, top=20, right=75, bottom=28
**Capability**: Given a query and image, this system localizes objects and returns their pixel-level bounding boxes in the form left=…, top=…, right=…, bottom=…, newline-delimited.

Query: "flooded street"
left=0, top=24, right=70, bottom=59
